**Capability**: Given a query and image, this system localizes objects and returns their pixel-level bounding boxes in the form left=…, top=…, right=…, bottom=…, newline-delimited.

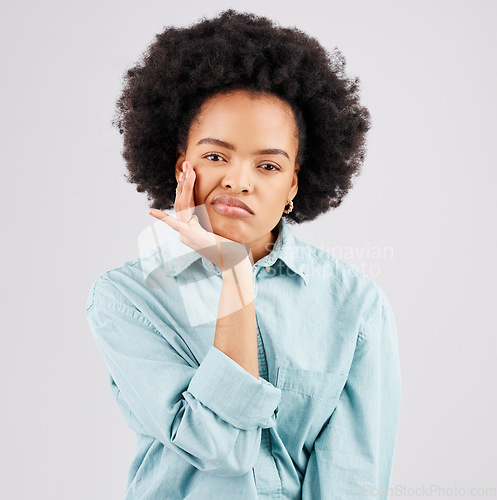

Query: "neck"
left=248, top=225, right=279, bottom=265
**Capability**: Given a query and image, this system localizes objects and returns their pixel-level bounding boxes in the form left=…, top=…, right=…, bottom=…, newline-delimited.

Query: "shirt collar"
left=159, top=218, right=308, bottom=285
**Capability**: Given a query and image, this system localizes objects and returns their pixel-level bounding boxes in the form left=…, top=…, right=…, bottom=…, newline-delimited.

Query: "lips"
left=211, top=195, right=254, bottom=215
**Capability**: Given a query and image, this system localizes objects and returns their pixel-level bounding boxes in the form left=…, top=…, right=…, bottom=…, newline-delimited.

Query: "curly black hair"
left=112, top=9, right=371, bottom=224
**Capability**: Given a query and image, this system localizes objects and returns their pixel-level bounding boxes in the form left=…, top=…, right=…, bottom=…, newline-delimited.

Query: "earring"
left=283, top=199, right=294, bottom=214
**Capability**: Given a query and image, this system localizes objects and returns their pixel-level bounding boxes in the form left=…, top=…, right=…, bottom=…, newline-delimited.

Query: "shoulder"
left=85, top=247, right=161, bottom=312
left=300, top=241, right=391, bottom=330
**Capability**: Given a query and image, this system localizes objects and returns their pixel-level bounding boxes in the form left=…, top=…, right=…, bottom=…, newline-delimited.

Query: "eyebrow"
left=196, top=137, right=290, bottom=160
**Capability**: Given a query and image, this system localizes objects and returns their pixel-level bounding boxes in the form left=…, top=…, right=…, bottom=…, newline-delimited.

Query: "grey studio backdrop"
left=1, top=1, right=495, bottom=499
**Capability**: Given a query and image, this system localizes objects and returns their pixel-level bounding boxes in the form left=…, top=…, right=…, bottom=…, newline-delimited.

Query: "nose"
left=221, top=161, right=254, bottom=193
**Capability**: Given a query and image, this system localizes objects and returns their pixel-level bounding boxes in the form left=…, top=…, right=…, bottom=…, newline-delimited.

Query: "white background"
left=1, top=1, right=495, bottom=498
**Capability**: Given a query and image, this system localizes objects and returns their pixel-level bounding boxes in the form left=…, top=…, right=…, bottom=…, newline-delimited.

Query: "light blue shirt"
left=85, top=217, right=401, bottom=499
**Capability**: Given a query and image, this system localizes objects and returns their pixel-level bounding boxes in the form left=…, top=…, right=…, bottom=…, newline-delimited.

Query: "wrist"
left=222, top=259, right=253, bottom=305
left=221, top=255, right=253, bottom=279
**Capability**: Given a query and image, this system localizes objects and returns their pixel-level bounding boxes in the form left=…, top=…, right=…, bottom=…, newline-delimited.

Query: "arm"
left=151, top=161, right=259, bottom=379
left=86, top=276, right=281, bottom=477
left=302, top=295, right=402, bottom=499
left=214, top=257, right=259, bottom=379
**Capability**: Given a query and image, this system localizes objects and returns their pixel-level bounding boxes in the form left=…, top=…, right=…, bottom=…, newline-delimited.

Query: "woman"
left=86, top=9, right=401, bottom=499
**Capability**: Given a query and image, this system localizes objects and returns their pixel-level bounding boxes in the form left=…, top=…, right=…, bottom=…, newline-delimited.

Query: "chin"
left=213, top=222, right=248, bottom=243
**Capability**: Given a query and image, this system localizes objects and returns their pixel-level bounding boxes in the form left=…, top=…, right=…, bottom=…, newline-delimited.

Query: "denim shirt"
left=85, top=217, right=401, bottom=499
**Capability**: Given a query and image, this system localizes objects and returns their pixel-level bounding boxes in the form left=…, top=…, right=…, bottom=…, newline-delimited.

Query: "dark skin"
left=149, top=88, right=300, bottom=267
left=149, top=89, right=300, bottom=378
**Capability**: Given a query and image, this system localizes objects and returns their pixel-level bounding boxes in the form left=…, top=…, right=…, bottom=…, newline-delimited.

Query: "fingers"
left=149, top=208, right=184, bottom=232
left=149, top=159, right=195, bottom=228
left=149, top=161, right=196, bottom=233
left=176, top=161, right=196, bottom=223
left=174, top=162, right=187, bottom=208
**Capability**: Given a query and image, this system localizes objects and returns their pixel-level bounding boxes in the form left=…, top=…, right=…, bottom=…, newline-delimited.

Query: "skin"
left=149, top=89, right=300, bottom=378
left=150, top=89, right=300, bottom=266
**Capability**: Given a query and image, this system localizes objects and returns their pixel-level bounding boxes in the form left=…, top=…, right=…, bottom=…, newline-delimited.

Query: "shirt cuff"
left=186, top=345, right=282, bottom=431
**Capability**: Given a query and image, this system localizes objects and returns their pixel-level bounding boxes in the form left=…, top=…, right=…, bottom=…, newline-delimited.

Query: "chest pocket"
left=274, top=367, right=347, bottom=464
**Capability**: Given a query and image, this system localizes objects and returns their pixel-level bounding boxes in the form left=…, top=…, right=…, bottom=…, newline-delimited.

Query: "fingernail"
left=185, top=169, right=190, bottom=179
left=182, top=161, right=187, bottom=172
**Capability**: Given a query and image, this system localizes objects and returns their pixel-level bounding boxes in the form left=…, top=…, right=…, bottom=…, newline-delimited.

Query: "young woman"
left=86, top=9, right=401, bottom=499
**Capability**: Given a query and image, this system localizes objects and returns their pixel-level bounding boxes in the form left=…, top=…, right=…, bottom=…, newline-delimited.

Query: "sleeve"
left=301, top=296, right=402, bottom=499
left=86, top=278, right=282, bottom=477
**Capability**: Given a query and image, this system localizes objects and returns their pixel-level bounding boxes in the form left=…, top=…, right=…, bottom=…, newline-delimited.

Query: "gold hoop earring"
left=283, top=199, right=294, bottom=214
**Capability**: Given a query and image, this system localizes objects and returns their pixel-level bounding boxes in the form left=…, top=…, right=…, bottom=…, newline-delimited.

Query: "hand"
left=149, top=161, right=254, bottom=272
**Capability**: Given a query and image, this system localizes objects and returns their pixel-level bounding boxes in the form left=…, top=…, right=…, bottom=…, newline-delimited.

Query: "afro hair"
left=112, top=9, right=371, bottom=224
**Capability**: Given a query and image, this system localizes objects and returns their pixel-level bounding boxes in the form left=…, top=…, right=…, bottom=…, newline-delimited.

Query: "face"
left=175, top=89, right=300, bottom=262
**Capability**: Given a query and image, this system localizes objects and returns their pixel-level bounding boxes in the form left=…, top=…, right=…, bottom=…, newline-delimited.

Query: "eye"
left=260, top=163, right=281, bottom=172
left=204, top=153, right=224, bottom=162
left=203, top=153, right=280, bottom=171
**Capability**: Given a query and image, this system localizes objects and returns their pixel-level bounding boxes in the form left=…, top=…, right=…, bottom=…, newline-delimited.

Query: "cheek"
left=194, top=167, right=223, bottom=191
left=263, top=184, right=290, bottom=203
left=192, top=171, right=209, bottom=202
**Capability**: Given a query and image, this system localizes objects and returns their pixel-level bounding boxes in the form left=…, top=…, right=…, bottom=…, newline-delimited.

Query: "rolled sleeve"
left=86, top=275, right=281, bottom=475
left=187, top=345, right=282, bottom=431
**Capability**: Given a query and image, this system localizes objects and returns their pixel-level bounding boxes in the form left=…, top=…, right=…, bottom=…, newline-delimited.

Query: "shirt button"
left=265, top=266, right=271, bottom=272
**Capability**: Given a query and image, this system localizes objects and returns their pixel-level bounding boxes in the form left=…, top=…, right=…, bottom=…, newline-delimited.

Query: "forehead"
left=189, top=89, right=299, bottom=148
left=200, top=88, right=293, bottom=113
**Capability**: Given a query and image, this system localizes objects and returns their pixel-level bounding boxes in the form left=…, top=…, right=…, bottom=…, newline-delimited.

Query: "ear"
left=175, top=149, right=186, bottom=182
left=288, top=163, right=299, bottom=200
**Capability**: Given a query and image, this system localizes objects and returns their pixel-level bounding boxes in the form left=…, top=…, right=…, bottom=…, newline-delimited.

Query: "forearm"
left=214, top=258, right=259, bottom=379
left=87, top=283, right=279, bottom=476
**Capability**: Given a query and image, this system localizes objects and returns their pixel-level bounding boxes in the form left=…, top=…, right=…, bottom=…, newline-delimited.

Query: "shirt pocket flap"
left=276, top=367, right=347, bottom=400
left=274, top=367, right=348, bottom=460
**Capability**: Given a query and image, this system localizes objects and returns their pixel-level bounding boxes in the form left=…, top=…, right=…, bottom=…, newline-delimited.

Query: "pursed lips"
left=211, top=195, right=254, bottom=214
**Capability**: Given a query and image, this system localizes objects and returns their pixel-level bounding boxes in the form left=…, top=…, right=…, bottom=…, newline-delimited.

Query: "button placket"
left=252, top=266, right=259, bottom=297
